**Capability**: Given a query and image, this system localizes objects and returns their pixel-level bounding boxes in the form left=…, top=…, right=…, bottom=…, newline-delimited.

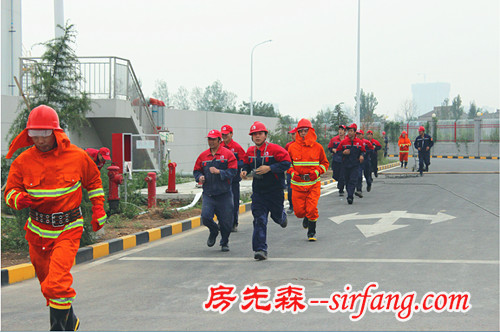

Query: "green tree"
left=397, top=99, right=418, bottom=122
left=450, top=94, right=464, bottom=120
left=357, top=89, right=379, bottom=123
left=172, top=86, right=191, bottom=110
left=238, top=101, right=279, bottom=117
left=331, top=103, right=351, bottom=128
left=8, top=22, right=91, bottom=142
left=192, top=80, right=237, bottom=112
left=268, top=114, right=297, bottom=147
left=152, top=79, right=170, bottom=105
left=468, top=101, right=481, bottom=119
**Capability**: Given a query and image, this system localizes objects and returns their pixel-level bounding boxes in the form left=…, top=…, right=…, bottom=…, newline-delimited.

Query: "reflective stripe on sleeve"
left=13, top=192, right=21, bottom=209
left=6, top=189, right=16, bottom=202
left=97, top=214, right=107, bottom=226
left=88, top=188, right=104, bottom=199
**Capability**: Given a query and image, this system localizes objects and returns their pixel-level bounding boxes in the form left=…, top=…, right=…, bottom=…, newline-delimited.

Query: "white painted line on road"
left=119, top=256, right=499, bottom=265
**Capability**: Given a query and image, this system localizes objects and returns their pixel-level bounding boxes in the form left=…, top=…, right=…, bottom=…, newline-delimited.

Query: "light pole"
left=355, top=0, right=361, bottom=125
left=250, top=39, right=272, bottom=116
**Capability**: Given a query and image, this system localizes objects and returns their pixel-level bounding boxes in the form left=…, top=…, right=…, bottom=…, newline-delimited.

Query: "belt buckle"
left=51, top=212, right=66, bottom=227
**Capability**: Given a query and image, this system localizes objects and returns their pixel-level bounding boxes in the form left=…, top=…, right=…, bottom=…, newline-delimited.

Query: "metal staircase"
left=19, top=56, right=162, bottom=171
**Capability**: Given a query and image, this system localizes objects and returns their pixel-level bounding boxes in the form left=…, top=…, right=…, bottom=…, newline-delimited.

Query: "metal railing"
left=19, top=56, right=157, bottom=135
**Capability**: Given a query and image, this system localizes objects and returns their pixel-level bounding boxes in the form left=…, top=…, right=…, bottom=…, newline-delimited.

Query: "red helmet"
left=207, top=129, right=222, bottom=139
left=347, top=123, right=358, bottom=131
left=382, top=131, right=386, bottom=135
left=249, top=121, right=268, bottom=135
left=297, top=118, right=313, bottom=130
left=339, top=125, right=347, bottom=130
left=366, top=130, right=373, bottom=134
left=419, top=126, right=425, bottom=132
left=356, top=129, right=364, bottom=135
left=26, top=105, right=62, bottom=130
left=288, top=127, right=297, bottom=134
left=402, top=130, right=407, bottom=135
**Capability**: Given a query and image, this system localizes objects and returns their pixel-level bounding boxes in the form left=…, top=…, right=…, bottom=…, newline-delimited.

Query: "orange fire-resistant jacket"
left=398, top=134, right=411, bottom=154
left=287, top=128, right=329, bottom=192
left=4, top=129, right=105, bottom=246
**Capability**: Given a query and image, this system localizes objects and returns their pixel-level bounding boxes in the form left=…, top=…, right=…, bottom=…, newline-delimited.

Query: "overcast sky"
left=21, top=0, right=499, bottom=120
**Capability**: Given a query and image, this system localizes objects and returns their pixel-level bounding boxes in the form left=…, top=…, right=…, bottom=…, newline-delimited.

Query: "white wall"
left=1, top=95, right=23, bottom=155
left=163, top=108, right=279, bottom=173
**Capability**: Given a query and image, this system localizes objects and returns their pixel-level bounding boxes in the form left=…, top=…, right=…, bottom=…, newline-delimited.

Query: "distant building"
left=411, top=82, right=450, bottom=116
left=417, top=106, right=452, bottom=122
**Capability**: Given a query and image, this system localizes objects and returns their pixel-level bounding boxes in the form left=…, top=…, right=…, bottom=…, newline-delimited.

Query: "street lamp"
left=250, top=39, right=272, bottom=116
left=355, top=0, right=361, bottom=125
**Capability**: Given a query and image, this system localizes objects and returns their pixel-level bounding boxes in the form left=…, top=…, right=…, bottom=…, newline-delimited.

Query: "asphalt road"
left=2, top=158, right=499, bottom=331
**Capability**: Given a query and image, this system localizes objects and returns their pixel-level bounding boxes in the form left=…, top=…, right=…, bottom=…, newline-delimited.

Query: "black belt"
left=30, top=207, right=82, bottom=227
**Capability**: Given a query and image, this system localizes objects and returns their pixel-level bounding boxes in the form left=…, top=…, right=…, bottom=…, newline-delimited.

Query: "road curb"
left=388, top=154, right=498, bottom=160
left=1, top=161, right=400, bottom=286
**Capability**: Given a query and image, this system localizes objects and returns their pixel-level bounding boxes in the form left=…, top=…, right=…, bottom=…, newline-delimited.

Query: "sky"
left=20, top=0, right=499, bottom=120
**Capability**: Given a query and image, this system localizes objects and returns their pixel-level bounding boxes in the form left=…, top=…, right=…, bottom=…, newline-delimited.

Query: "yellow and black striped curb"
left=388, top=154, right=498, bottom=160
left=1, top=201, right=254, bottom=286
left=1, top=162, right=400, bottom=286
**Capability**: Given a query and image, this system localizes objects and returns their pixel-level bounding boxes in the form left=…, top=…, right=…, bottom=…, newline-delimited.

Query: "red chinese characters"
left=203, top=283, right=239, bottom=314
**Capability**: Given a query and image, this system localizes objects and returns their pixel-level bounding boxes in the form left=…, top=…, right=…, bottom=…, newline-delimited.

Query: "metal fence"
left=480, top=119, right=500, bottom=142
left=363, top=119, right=499, bottom=143
left=435, top=120, right=475, bottom=142
left=19, top=56, right=158, bottom=135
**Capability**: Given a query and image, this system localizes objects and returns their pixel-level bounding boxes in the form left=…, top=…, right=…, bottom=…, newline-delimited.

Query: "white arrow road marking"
left=329, top=213, right=362, bottom=224
left=356, top=211, right=409, bottom=238
left=402, top=212, right=456, bottom=224
left=329, top=211, right=456, bottom=237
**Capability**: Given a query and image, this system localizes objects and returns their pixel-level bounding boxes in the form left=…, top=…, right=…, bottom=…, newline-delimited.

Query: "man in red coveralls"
left=4, top=105, right=107, bottom=330
left=85, top=147, right=111, bottom=171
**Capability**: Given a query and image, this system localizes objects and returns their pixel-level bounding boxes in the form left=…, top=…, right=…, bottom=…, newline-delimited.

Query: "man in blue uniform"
left=221, top=125, right=247, bottom=232
left=337, top=124, right=366, bottom=205
left=355, top=130, right=374, bottom=196
left=241, top=121, right=291, bottom=261
left=327, top=125, right=346, bottom=196
left=194, top=130, right=237, bottom=252
left=414, top=126, right=434, bottom=176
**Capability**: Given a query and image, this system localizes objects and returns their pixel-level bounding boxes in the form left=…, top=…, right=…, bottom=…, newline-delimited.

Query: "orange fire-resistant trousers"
left=28, top=236, right=80, bottom=309
left=399, top=152, right=409, bottom=162
left=292, top=182, right=321, bottom=221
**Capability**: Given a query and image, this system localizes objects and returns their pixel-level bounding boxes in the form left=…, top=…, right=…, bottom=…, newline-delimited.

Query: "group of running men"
left=193, top=120, right=389, bottom=261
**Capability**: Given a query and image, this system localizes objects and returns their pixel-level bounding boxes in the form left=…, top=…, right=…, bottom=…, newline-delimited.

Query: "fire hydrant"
left=165, top=162, right=178, bottom=193
left=144, top=172, right=157, bottom=208
left=107, top=166, right=123, bottom=215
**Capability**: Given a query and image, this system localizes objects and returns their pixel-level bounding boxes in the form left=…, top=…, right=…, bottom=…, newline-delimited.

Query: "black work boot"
left=207, top=231, right=218, bottom=247
left=404, top=161, right=408, bottom=168
left=307, top=220, right=317, bottom=241
left=400, top=162, right=403, bottom=168
left=50, top=307, right=70, bottom=331
left=65, top=306, right=80, bottom=331
left=302, top=217, right=309, bottom=229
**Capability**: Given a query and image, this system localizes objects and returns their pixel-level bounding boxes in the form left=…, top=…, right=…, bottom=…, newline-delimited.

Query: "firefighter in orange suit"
left=398, top=130, right=411, bottom=168
left=287, top=119, right=329, bottom=241
left=4, top=105, right=107, bottom=331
